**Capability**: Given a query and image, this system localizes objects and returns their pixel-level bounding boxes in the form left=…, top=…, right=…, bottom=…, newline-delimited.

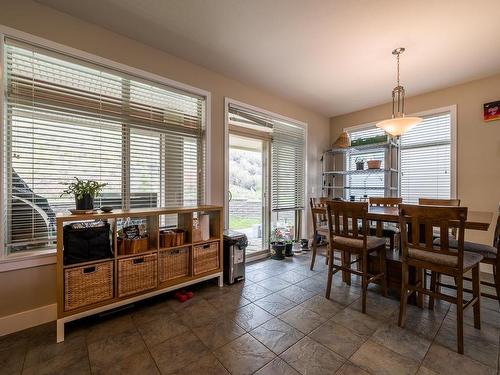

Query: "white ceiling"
left=38, top=0, right=500, bottom=117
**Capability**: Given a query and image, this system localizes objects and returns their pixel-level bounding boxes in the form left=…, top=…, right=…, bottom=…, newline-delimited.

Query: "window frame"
left=343, top=105, right=457, bottom=201
left=0, top=25, right=212, bottom=270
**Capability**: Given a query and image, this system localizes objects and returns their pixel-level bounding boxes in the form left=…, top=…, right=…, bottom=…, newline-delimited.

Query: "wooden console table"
left=56, top=205, right=223, bottom=342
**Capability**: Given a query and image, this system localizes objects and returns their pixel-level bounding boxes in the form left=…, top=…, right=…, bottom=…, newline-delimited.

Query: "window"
left=2, top=39, right=206, bottom=255
left=346, top=110, right=453, bottom=202
left=400, top=112, right=452, bottom=203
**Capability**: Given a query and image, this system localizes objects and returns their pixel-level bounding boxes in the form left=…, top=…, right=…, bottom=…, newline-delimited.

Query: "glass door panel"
left=228, top=134, right=269, bottom=256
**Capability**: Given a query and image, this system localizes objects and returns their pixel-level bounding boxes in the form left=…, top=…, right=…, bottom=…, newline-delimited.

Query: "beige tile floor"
left=1, top=250, right=499, bottom=375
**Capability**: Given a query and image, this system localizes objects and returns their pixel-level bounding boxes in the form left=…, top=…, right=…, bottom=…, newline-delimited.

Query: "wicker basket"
left=333, top=131, right=351, bottom=148
left=193, top=242, right=219, bottom=275
left=64, top=261, right=113, bottom=311
left=118, top=253, right=157, bottom=297
left=159, top=247, right=189, bottom=282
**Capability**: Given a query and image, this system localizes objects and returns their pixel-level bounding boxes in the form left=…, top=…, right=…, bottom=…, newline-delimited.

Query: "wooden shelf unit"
left=56, top=205, right=223, bottom=342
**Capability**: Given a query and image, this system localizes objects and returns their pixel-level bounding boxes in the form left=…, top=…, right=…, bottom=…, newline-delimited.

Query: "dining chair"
left=433, top=207, right=499, bottom=306
left=398, top=204, right=482, bottom=354
left=368, top=197, right=402, bottom=252
left=325, top=200, right=387, bottom=313
left=418, top=198, right=461, bottom=297
left=310, top=197, right=329, bottom=270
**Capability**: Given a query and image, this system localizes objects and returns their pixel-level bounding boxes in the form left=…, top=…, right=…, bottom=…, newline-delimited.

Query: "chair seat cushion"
left=433, top=238, right=497, bottom=260
left=333, top=235, right=386, bottom=250
left=408, top=247, right=483, bottom=269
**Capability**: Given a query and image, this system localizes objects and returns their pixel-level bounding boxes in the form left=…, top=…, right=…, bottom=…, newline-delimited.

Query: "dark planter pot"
left=284, top=242, right=294, bottom=257
left=75, top=194, right=94, bottom=210
left=356, top=161, right=364, bottom=170
left=300, top=238, right=309, bottom=250
left=270, top=241, right=285, bottom=260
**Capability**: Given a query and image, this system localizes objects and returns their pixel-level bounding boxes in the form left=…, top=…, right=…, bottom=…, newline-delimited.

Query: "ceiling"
left=38, top=0, right=500, bottom=117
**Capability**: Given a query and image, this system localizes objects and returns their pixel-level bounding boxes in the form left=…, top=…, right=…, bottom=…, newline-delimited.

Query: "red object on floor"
left=185, top=291, right=194, bottom=299
left=178, top=294, right=188, bottom=302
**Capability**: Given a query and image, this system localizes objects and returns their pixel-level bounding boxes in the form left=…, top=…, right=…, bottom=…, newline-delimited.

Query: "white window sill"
left=0, top=249, right=56, bottom=272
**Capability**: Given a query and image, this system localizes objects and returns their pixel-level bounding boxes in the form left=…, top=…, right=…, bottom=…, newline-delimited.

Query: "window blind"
left=4, top=39, right=206, bottom=254
left=400, top=112, right=451, bottom=203
left=272, top=120, right=305, bottom=211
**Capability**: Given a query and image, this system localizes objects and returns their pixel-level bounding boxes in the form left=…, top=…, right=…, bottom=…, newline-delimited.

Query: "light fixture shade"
left=376, top=116, right=422, bottom=136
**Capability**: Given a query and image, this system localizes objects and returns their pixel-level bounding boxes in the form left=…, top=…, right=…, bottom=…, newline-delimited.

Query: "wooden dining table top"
left=316, top=205, right=493, bottom=231
left=367, top=206, right=493, bottom=231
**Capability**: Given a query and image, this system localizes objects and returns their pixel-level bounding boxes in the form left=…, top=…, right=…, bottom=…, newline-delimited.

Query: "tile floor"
left=1, top=250, right=499, bottom=375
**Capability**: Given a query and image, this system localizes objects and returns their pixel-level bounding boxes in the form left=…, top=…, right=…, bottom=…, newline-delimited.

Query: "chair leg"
left=456, top=274, right=464, bottom=354
left=429, top=271, right=437, bottom=310
left=346, top=251, right=352, bottom=286
left=341, top=251, right=347, bottom=283
left=361, top=252, right=368, bottom=314
left=325, top=243, right=329, bottom=265
left=472, top=265, right=481, bottom=330
left=380, top=247, right=388, bottom=297
left=325, top=248, right=334, bottom=299
left=494, top=265, right=500, bottom=308
left=417, top=268, right=424, bottom=308
left=398, top=262, right=409, bottom=327
left=310, top=233, right=317, bottom=271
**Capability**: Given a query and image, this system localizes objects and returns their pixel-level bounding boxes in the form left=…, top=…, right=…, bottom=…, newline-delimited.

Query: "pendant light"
left=376, top=47, right=422, bottom=136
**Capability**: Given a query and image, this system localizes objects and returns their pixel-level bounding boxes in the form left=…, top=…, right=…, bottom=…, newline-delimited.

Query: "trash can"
left=223, top=230, right=247, bottom=284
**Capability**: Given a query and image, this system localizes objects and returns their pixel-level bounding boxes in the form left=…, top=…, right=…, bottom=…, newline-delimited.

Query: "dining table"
left=315, top=204, right=496, bottom=304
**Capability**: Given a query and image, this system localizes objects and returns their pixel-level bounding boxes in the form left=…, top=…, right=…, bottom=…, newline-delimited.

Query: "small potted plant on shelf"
left=270, top=228, right=286, bottom=260
left=355, top=157, right=365, bottom=170
left=61, top=177, right=107, bottom=210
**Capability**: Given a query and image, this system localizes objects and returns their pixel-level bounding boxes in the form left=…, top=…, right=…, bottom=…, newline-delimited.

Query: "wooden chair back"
left=310, top=197, right=328, bottom=225
left=369, top=197, right=402, bottom=207
left=399, top=204, right=467, bottom=270
left=418, top=198, right=461, bottom=206
left=494, top=205, right=500, bottom=250
left=326, top=201, right=368, bottom=247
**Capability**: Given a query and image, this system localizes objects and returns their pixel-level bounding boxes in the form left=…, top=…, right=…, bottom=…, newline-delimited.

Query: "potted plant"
left=284, top=238, right=294, bottom=257
left=61, top=177, right=107, bottom=210
left=270, top=228, right=286, bottom=260
left=355, top=157, right=365, bottom=170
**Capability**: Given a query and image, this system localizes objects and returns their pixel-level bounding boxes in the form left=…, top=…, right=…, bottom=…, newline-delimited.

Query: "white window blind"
left=346, top=127, right=386, bottom=200
left=272, top=120, right=306, bottom=211
left=400, top=112, right=451, bottom=203
left=3, top=39, right=206, bottom=254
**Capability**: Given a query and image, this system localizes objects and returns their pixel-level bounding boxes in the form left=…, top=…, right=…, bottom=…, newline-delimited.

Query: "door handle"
left=228, top=190, right=232, bottom=202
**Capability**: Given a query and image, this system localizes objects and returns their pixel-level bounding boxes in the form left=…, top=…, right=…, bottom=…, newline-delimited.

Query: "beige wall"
left=331, top=74, right=500, bottom=246
left=0, top=0, right=331, bottom=318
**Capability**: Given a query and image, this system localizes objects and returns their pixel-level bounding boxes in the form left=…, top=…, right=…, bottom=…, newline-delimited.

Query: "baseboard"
left=0, top=304, right=56, bottom=337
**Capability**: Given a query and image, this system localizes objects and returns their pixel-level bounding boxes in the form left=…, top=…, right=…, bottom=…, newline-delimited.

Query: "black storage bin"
left=63, top=222, right=113, bottom=265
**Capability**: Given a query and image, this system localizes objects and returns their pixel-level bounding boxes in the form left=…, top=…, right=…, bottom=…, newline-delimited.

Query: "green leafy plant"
left=60, top=177, right=107, bottom=200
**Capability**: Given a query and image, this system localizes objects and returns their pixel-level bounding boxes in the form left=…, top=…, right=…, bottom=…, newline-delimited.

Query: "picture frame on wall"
left=483, top=100, right=500, bottom=122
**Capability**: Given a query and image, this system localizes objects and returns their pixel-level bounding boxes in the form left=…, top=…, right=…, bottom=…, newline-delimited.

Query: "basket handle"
left=202, top=244, right=210, bottom=249
left=172, top=249, right=180, bottom=255
left=133, top=257, right=145, bottom=264
left=83, top=266, right=96, bottom=274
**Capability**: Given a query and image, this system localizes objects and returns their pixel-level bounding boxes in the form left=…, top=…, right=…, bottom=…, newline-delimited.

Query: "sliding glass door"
left=228, top=134, right=270, bottom=257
